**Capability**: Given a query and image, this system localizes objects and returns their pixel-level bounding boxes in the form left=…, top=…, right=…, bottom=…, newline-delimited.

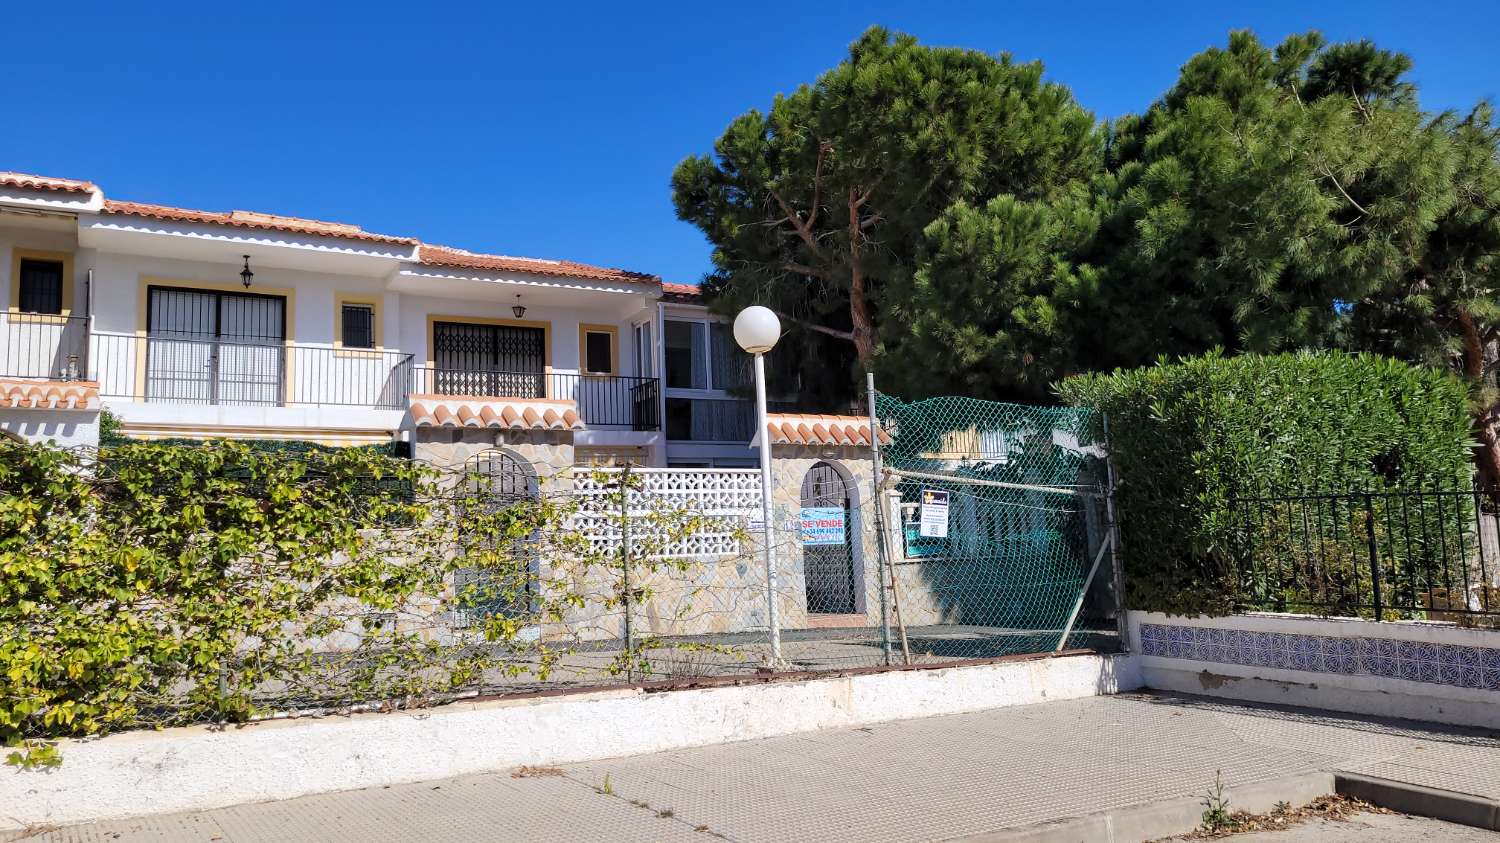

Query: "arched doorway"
left=801, top=461, right=857, bottom=615
left=455, top=449, right=539, bottom=626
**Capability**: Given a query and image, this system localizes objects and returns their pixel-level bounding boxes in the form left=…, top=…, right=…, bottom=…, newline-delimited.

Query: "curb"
left=946, top=771, right=1335, bottom=843
left=1335, top=772, right=1500, bottom=832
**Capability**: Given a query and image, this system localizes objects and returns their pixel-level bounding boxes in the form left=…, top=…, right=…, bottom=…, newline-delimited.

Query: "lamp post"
left=734, top=305, right=783, bottom=666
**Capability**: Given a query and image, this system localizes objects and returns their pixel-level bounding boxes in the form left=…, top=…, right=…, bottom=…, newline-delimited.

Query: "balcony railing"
left=410, top=367, right=661, bottom=431
left=1, top=312, right=90, bottom=380
left=0, top=321, right=664, bottom=430
left=90, top=332, right=414, bottom=409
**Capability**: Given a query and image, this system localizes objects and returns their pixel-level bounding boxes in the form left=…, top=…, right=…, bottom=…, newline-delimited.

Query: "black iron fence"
left=410, top=367, right=661, bottom=430
left=1228, top=487, right=1500, bottom=621
left=0, top=312, right=89, bottom=380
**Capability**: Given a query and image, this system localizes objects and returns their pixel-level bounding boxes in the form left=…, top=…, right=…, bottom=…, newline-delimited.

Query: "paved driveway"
left=17, top=692, right=1500, bottom=842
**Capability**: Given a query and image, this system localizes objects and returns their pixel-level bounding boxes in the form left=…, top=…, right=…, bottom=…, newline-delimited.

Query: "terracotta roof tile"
left=764, top=413, right=890, bottom=447
left=6, top=170, right=672, bottom=289
left=418, top=244, right=658, bottom=285
left=409, top=395, right=584, bottom=431
left=0, top=172, right=97, bottom=194
left=661, top=282, right=705, bottom=303
left=101, top=200, right=419, bottom=246
left=0, top=378, right=99, bottom=410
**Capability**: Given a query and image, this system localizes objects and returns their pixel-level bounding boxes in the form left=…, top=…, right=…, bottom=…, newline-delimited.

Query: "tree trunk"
left=1456, top=308, right=1500, bottom=489
left=848, top=189, right=876, bottom=368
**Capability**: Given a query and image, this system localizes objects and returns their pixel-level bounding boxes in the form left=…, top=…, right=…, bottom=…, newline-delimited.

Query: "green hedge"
left=1056, top=351, right=1473, bottom=615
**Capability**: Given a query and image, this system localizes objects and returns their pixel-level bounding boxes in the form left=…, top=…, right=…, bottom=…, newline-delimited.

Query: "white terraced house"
left=0, top=170, right=843, bottom=470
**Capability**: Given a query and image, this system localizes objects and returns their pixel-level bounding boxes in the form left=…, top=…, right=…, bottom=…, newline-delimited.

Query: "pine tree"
left=1099, top=30, right=1500, bottom=483
left=671, top=26, right=1100, bottom=401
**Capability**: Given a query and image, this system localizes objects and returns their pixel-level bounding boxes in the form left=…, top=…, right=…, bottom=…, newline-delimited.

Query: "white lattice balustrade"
left=572, top=468, right=761, bottom=559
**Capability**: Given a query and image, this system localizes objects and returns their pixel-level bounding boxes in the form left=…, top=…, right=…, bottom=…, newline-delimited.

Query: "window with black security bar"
left=341, top=304, right=375, bottom=349
left=145, top=286, right=286, bottom=406
left=431, top=321, right=546, bottom=398
left=18, top=259, right=64, bottom=314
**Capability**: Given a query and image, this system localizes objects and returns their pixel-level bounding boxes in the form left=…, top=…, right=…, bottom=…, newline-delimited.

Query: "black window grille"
left=18, top=259, right=64, bottom=314
left=341, top=304, right=375, bottom=349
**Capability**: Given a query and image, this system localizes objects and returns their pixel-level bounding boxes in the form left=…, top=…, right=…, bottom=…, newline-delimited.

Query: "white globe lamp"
left=733, top=305, right=781, bottom=354
left=735, top=304, right=784, bottom=666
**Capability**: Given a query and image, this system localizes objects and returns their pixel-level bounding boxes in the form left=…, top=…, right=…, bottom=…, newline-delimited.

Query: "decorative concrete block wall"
left=409, top=431, right=958, bottom=647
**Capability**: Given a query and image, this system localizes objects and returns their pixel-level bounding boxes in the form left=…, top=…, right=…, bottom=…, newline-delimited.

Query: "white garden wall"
left=1129, top=610, right=1500, bottom=729
left=0, top=652, right=1138, bottom=832
left=0, top=408, right=98, bottom=448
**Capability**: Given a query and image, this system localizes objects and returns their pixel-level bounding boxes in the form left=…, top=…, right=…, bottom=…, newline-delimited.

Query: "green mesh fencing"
left=874, top=393, right=1115, bottom=654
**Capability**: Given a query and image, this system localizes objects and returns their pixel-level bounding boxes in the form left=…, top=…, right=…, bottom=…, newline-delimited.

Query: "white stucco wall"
left=397, top=292, right=647, bottom=377
left=2, top=214, right=700, bottom=458
left=15, top=245, right=657, bottom=438
left=0, top=224, right=85, bottom=316
left=85, top=250, right=395, bottom=341
left=0, top=652, right=1139, bottom=831
left=0, top=408, right=99, bottom=448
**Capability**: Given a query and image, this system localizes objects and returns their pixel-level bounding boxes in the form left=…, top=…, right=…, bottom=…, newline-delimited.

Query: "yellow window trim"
left=134, top=277, right=297, bottom=403
left=578, top=323, right=619, bottom=376
left=334, top=292, right=384, bottom=356
left=8, top=247, right=75, bottom=320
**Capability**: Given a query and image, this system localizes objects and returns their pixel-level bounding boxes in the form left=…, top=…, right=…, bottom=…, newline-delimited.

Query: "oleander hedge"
left=1057, top=351, right=1473, bottom=615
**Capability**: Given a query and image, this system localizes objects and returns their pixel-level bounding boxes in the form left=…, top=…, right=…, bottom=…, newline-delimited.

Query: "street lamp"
left=734, top=305, right=783, bottom=666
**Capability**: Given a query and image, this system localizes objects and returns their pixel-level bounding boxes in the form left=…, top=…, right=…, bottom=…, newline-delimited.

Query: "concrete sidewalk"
left=16, top=692, right=1500, bottom=842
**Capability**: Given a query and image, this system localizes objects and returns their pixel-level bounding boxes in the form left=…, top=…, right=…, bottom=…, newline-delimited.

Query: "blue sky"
left=6, top=2, right=1496, bottom=284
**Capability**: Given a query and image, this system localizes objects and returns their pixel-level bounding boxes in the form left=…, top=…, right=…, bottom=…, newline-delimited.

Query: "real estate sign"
left=918, top=489, right=950, bottom=538
left=800, top=506, right=846, bottom=546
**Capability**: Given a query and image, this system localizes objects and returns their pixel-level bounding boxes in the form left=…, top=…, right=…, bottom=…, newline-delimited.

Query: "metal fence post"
left=620, top=464, right=634, bottom=676
left=866, top=372, right=894, bottom=666
left=1365, top=491, right=1382, bottom=621
left=1101, top=414, right=1131, bottom=652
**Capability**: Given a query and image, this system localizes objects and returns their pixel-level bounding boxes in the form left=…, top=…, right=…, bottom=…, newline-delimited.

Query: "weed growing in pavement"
left=1152, top=794, right=1390, bottom=841
left=1199, top=771, right=1236, bottom=833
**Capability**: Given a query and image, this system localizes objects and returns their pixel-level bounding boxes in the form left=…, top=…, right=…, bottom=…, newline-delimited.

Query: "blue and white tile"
left=1479, top=647, right=1500, bottom=671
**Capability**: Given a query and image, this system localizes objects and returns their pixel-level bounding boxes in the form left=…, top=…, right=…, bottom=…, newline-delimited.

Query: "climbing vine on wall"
left=0, top=440, right=727, bottom=766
